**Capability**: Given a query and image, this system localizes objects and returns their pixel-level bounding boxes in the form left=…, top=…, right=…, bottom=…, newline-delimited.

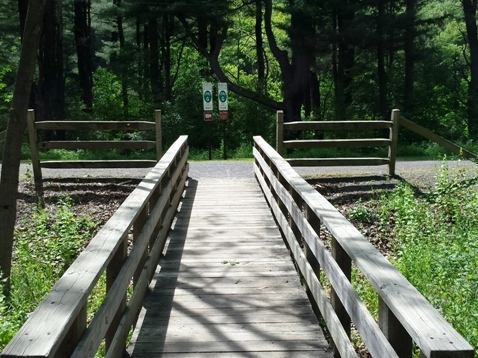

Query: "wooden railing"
left=254, top=135, right=473, bottom=358
left=276, top=110, right=399, bottom=175
left=1, top=135, right=189, bottom=358
left=27, top=109, right=162, bottom=185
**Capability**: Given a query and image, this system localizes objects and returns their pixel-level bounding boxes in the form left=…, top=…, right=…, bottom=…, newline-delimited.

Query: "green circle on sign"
left=204, top=90, right=212, bottom=102
left=219, top=90, right=227, bottom=103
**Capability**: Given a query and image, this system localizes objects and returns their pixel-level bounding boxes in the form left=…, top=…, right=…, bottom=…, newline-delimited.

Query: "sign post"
left=217, top=82, right=228, bottom=121
left=202, top=82, right=213, bottom=121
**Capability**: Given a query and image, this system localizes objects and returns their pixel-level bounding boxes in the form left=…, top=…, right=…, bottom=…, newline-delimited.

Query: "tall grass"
left=375, top=162, right=478, bottom=354
left=0, top=197, right=96, bottom=349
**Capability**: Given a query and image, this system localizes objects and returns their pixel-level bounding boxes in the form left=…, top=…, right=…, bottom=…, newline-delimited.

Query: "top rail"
left=1, top=135, right=189, bottom=358
left=276, top=110, right=399, bottom=175
left=253, top=135, right=473, bottom=358
left=399, top=114, right=478, bottom=160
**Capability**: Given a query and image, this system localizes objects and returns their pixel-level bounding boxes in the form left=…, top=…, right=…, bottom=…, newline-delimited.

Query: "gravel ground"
left=10, top=158, right=477, bottom=183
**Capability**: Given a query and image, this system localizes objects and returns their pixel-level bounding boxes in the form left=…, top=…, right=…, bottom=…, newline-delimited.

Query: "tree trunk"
left=335, top=2, right=355, bottom=121
left=462, top=0, right=478, bottom=138
left=255, top=0, right=265, bottom=92
left=112, top=0, right=128, bottom=115
left=37, top=0, right=65, bottom=135
left=264, top=0, right=315, bottom=121
left=74, top=0, right=93, bottom=111
left=403, top=0, right=415, bottom=117
left=377, top=0, right=388, bottom=120
left=149, top=17, right=161, bottom=107
left=0, top=0, right=47, bottom=299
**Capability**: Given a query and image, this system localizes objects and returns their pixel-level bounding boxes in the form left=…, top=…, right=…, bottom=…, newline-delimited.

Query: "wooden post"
left=105, top=237, right=128, bottom=352
left=378, top=297, right=412, bottom=358
left=331, top=238, right=351, bottom=357
left=26, top=109, right=44, bottom=196
left=276, top=110, right=284, bottom=155
left=388, top=109, right=400, bottom=176
left=155, top=109, right=162, bottom=160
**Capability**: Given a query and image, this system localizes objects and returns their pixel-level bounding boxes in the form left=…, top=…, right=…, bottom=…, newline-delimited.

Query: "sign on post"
left=217, top=82, right=228, bottom=121
left=203, top=82, right=213, bottom=121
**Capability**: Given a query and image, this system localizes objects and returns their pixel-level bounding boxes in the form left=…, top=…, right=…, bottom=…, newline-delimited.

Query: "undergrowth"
left=374, top=161, right=478, bottom=355
left=0, top=197, right=96, bottom=349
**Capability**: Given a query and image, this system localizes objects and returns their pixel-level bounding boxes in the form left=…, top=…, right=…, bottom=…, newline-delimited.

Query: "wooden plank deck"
left=127, top=177, right=332, bottom=357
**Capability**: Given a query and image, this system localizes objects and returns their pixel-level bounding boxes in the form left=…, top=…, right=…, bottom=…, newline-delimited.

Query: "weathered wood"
left=155, top=110, right=162, bottom=160
left=287, top=157, right=389, bottom=167
left=276, top=110, right=284, bottom=155
left=399, top=115, right=478, bottom=160
left=26, top=109, right=43, bottom=189
left=254, top=162, right=358, bottom=358
left=1, top=136, right=188, bottom=358
left=283, top=138, right=391, bottom=149
left=255, top=146, right=398, bottom=358
left=253, top=136, right=474, bottom=358
left=27, top=112, right=162, bottom=181
left=388, top=109, right=400, bottom=175
left=284, top=120, right=392, bottom=131
left=127, top=178, right=332, bottom=358
left=35, top=120, right=155, bottom=130
left=38, top=140, right=156, bottom=150
left=40, top=160, right=157, bottom=169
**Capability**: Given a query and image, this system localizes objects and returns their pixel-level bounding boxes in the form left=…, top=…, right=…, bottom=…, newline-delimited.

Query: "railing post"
left=378, top=297, right=412, bottom=358
left=105, top=236, right=128, bottom=353
left=331, top=238, right=351, bottom=357
left=388, top=109, right=400, bottom=176
left=155, top=109, right=162, bottom=160
left=276, top=110, right=284, bottom=155
left=27, top=109, right=43, bottom=196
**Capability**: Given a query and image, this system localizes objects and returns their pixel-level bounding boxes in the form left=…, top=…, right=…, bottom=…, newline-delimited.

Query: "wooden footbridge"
left=1, top=134, right=474, bottom=358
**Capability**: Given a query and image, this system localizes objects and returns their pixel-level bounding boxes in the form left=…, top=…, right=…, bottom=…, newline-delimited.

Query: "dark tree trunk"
left=255, top=0, right=265, bottom=91
left=0, top=0, right=47, bottom=299
left=377, top=0, right=388, bottom=120
left=37, top=0, right=65, bottom=139
left=149, top=17, right=161, bottom=107
left=403, top=0, right=415, bottom=117
left=74, top=0, right=93, bottom=111
left=264, top=0, right=315, bottom=122
left=463, top=0, right=478, bottom=138
left=17, top=0, right=28, bottom=38
left=162, top=13, right=173, bottom=102
left=112, top=0, right=128, bottom=115
left=335, top=2, right=355, bottom=121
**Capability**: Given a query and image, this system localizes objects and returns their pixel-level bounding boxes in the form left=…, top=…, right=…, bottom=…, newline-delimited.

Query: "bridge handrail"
left=1, top=135, right=189, bottom=358
left=253, top=135, right=473, bottom=358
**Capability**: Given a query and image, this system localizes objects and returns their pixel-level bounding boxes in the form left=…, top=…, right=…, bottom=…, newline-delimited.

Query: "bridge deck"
left=127, top=176, right=332, bottom=357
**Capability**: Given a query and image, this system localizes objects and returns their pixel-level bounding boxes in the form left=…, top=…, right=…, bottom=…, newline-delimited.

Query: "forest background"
left=1, top=0, right=478, bottom=156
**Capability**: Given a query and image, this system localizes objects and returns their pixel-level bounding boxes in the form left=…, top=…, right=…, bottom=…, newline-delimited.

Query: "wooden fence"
left=1, top=135, right=189, bottom=358
left=27, top=109, right=162, bottom=185
left=276, top=110, right=399, bottom=175
left=277, top=109, right=478, bottom=176
left=254, top=135, right=473, bottom=358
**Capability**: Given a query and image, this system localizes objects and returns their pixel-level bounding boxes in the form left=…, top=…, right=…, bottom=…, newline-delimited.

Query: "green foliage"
left=376, top=162, right=478, bottom=354
left=0, top=198, right=96, bottom=349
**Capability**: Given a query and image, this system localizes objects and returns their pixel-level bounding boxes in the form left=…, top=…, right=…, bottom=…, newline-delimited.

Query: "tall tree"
left=333, top=0, right=356, bottom=121
left=74, top=0, right=93, bottom=110
left=264, top=0, right=318, bottom=121
left=0, top=0, right=47, bottom=298
left=403, top=0, right=416, bottom=116
left=37, top=0, right=65, bottom=127
left=462, top=0, right=478, bottom=138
